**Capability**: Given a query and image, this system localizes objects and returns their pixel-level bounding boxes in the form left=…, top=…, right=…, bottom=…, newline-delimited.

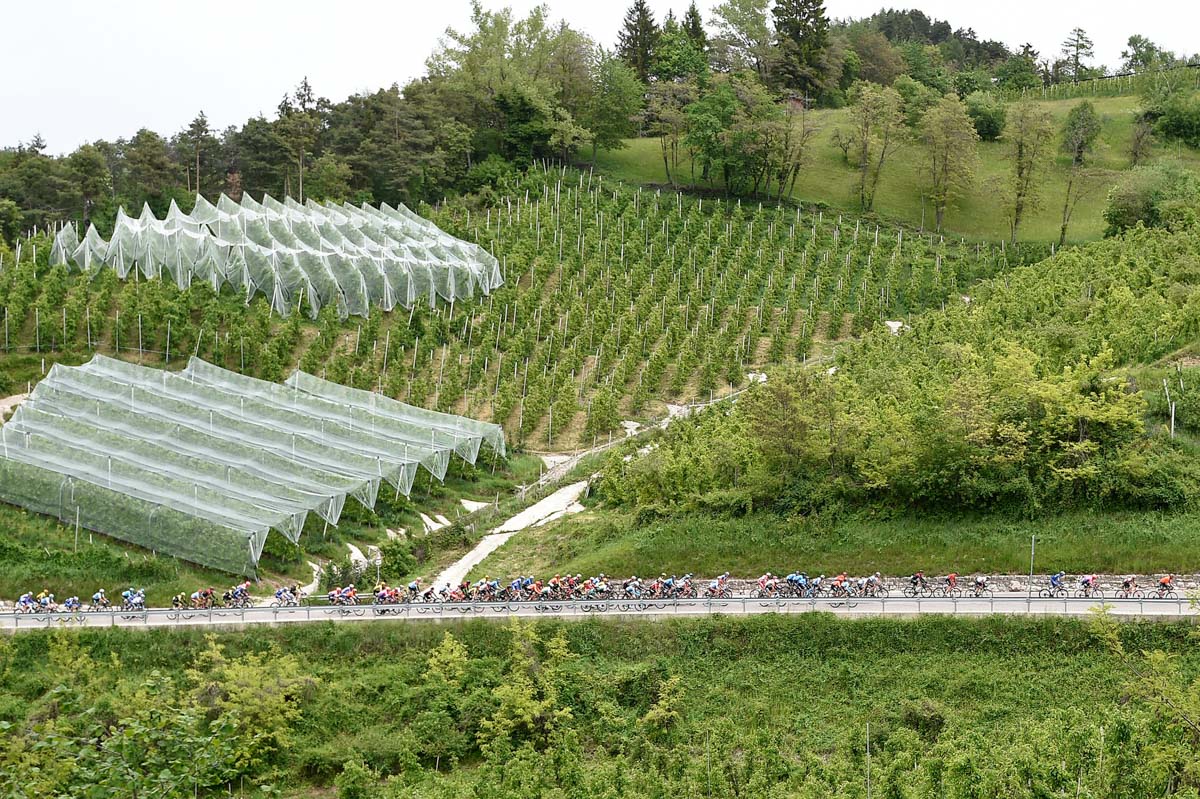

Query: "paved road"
left=2, top=593, right=1194, bottom=633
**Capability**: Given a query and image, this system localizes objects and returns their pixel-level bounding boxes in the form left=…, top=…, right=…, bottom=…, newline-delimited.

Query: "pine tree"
left=771, top=0, right=830, bottom=95
left=617, top=0, right=660, bottom=83
left=1060, top=28, right=1095, bottom=82
left=682, top=1, right=707, bottom=51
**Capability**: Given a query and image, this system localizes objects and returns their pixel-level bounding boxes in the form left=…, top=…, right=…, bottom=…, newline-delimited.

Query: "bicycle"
left=902, top=581, right=933, bottom=598
left=1074, top=585, right=1105, bottom=599
left=1038, top=585, right=1068, bottom=598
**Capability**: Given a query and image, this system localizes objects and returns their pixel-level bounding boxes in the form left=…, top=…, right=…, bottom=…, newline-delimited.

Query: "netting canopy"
left=0, top=355, right=507, bottom=575
left=47, top=194, right=503, bottom=319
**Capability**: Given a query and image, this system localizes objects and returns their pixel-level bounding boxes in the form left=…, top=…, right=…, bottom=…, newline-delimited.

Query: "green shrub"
left=335, top=759, right=379, bottom=799
left=1154, top=90, right=1200, bottom=148
left=1104, top=161, right=1200, bottom=235
left=964, top=91, right=1006, bottom=140
left=378, top=538, right=417, bottom=583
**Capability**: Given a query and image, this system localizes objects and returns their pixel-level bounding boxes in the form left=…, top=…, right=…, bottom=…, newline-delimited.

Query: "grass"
left=596, top=94, right=1200, bottom=243
left=472, top=506, right=1200, bottom=579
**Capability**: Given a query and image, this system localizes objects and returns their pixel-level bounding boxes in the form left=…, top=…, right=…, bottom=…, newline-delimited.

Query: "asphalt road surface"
left=2, top=593, right=1194, bottom=633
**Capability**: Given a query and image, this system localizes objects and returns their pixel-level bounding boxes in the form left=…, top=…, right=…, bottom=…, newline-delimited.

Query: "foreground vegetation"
left=2, top=615, right=1199, bottom=797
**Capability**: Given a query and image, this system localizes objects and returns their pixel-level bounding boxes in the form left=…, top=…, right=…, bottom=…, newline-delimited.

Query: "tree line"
left=1, top=1, right=1198, bottom=246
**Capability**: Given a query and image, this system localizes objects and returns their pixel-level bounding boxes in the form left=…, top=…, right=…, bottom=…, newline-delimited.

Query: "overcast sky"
left=4, top=0, right=1197, bottom=154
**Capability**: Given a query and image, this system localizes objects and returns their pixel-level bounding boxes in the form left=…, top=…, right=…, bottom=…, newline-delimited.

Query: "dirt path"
left=433, top=481, right=589, bottom=590
left=0, top=393, right=28, bottom=420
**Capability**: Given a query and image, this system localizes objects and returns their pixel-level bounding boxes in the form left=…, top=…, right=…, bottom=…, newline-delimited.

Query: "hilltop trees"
left=709, top=0, right=774, bottom=80
left=1060, top=27, right=1096, bottom=82
left=617, top=0, right=659, bottom=83
left=770, top=0, right=830, bottom=96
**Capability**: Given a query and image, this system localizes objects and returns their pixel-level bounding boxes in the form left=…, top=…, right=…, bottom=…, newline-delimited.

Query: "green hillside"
left=479, top=221, right=1200, bottom=577
left=598, top=94, right=1200, bottom=242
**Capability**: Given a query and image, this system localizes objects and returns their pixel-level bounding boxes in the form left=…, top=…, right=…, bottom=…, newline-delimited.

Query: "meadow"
left=597, top=94, right=1200, bottom=242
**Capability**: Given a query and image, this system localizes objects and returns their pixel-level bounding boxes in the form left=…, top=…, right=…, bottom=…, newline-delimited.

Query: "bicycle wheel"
left=902, top=586, right=918, bottom=598
left=874, top=586, right=890, bottom=599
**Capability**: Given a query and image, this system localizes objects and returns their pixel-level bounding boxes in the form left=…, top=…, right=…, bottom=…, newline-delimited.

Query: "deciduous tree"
left=848, top=81, right=905, bottom=211
left=919, top=94, right=979, bottom=232
left=1000, top=100, right=1055, bottom=243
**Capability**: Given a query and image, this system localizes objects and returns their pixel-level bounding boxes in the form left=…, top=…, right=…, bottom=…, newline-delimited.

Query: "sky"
left=3, top=0, right=1197, bottom=154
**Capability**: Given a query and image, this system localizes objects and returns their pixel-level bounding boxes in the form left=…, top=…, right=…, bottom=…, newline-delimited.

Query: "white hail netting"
left=0, top=355, right=507, bottom=575
left=48, top=194, right=503, bottom=319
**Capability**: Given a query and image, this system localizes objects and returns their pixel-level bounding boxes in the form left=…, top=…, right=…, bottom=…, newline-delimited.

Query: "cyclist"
left=1121, top=575, right=1137, bottom=592
left=973, top=575, right=988, bottom=593
left=1157, top=575, right=1175, bottom=596
left=865, top=572, right=882, bottom=595
left=171, top=593, right=186, bottom=609
left=38, top=593, right=56, bottom=610
left=407, top=578, right=422, bottom=600
left=92, top=589, right=109, bottom=609
left=63, top=596, right=81, bottom=612
left=17, top=592, right=35, bottom=611
left=1050, top=571, right=1066, bottom=591
left=945, top=573, right=959, bottom=590
left=624, top=575, right=643, bottom=598
left=810, top=574, right=825, bottom=594
left=1079, top=574, right=1099, bottom=595
left=909, top=571, right=926, bottom=590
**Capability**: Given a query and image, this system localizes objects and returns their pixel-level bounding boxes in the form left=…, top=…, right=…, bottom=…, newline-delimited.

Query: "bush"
left=893, top=74, right=939, bottom=127
left=1103, top=161, right=1200, bottom=235
left=378, top=538, right=416, bottom=583
left=1154, top=91, right=1200, bottom=148
left=964, top=91, right=1006, bottom=141
left=461, top=154, right=518, bottom=196
left=335, top=759, right=379, bottom=799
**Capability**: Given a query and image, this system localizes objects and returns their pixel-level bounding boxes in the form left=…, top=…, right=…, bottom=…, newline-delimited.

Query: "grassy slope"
left=2, top=616, right=1193, bottom=796
left=473, top=506, right=1200, bottom=579
left=597, top=94, right=1200, bottom=242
